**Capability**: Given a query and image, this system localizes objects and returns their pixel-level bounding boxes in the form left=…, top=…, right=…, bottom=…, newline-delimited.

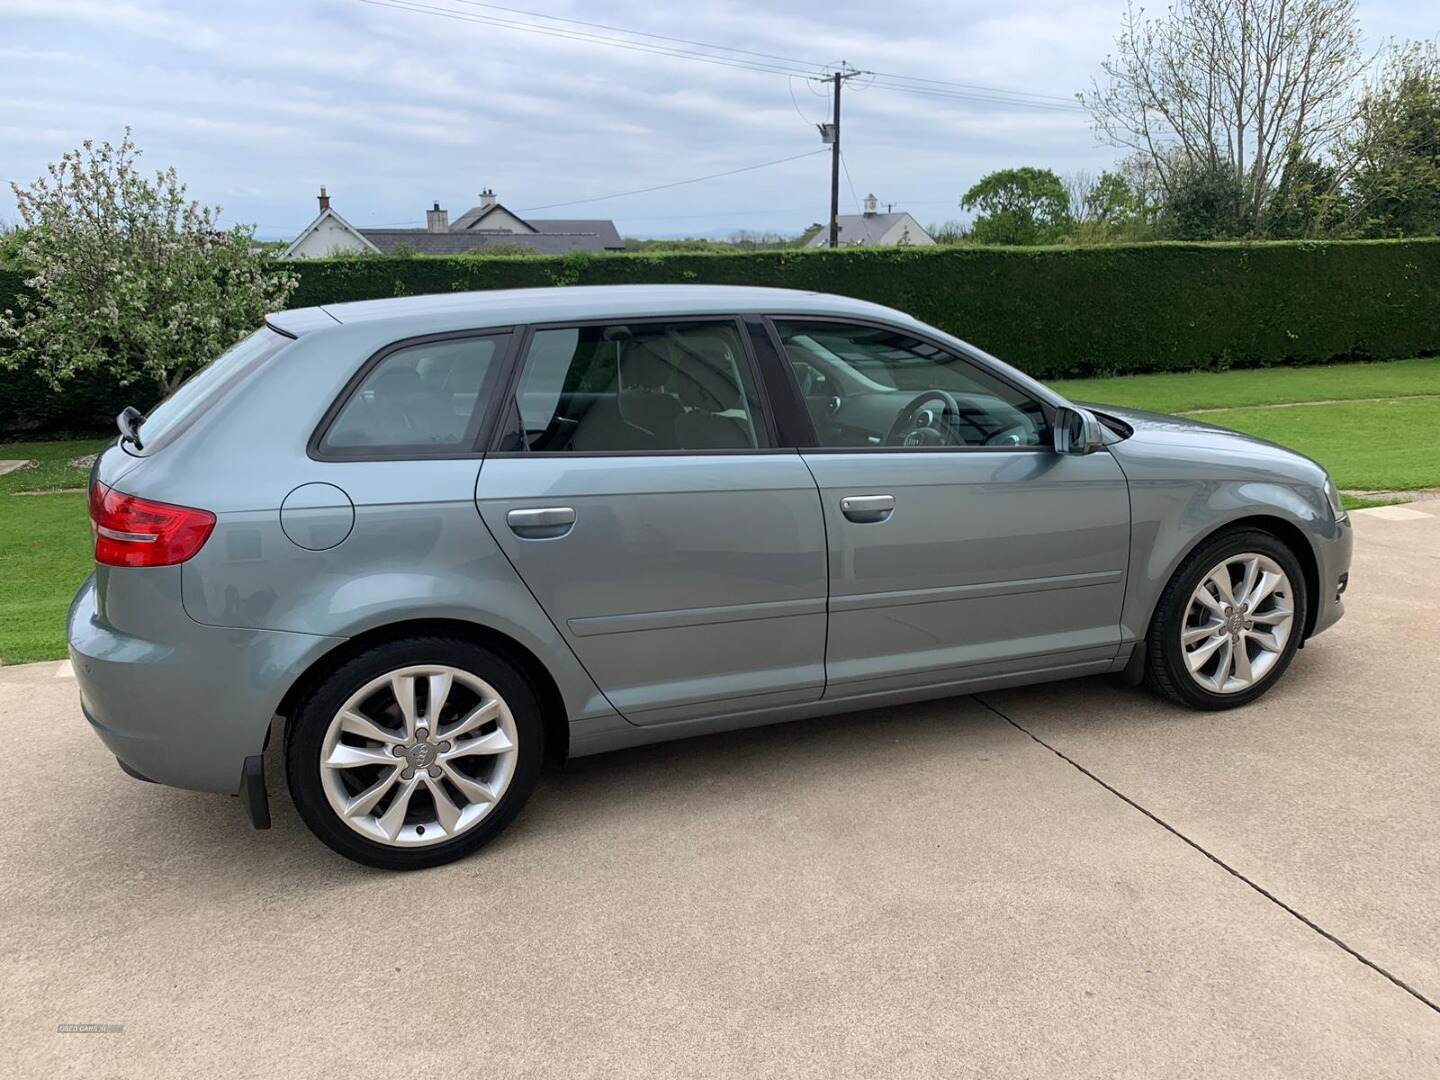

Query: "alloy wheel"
left=1180, top=552, right=1295, bottom=694
left=319, top=664, right=519, bottom=847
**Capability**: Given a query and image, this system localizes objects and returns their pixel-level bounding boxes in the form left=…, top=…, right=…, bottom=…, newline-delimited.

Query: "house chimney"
left=318, top=185, right=331, bottom=212
left=427, top=201, right=449, bottom=233
left=863, top=193, right=878, bottom=216
left=480, top=188, right=497, bottom=210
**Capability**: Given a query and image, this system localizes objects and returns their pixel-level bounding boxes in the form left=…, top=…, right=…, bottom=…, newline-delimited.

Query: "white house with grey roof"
left=804, top=193, right=935, bottom=248
left=283, top=187, right=624, bottom=258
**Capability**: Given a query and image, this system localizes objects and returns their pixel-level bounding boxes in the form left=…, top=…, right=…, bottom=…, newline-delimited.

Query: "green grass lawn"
left=1193, top=398, right=1440, bottom=492
left=0, top=492, right=92, bottom=664
left=1057, top=357, right=1440, bottom=497
left=0, top=437, right=110, bottom=494
left=1052, top=356, right=1440, bottom=415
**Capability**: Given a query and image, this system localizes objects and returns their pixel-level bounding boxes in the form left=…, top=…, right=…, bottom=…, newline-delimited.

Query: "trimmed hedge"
left=0, top=266, right=143, bottom=437
left=3, top=239, right=1439, bottom=436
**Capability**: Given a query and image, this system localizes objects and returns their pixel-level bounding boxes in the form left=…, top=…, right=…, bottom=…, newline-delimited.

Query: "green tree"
left=0, top=130, right=296, bottom=396
left=1159, top=162, right=1248, bottom=239
left=0, top=222, right=25, bottom=265
left=1067, top=166, right=1160, bottom=241
left=1344, top=41, right=1440, bottom=237
left=1087, top=172, right=1136, bottom=224
left=1264, top=150, right=1347, bottom=237
left=960, top=167, right=1073, bottom=244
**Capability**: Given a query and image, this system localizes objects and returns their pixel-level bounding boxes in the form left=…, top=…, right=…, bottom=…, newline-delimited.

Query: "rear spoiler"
left=265, top=306, right=341, bottom=338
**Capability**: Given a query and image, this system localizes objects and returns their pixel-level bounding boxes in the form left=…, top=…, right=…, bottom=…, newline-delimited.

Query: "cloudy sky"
left=2, top=0, right=1433, bottom=240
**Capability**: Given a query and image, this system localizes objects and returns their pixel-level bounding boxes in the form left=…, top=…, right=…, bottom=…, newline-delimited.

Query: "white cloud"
left=0, top=0, right=1432, bottom=237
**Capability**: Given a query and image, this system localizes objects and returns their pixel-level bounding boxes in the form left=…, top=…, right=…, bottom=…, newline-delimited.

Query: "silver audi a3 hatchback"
left=70, top=286, right=1352, bottom=868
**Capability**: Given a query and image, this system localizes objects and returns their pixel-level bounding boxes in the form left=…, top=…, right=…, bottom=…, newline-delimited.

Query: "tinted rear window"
left=138, top=328, right=290, bottom=450
left=319, top=335, right=502, bottom=455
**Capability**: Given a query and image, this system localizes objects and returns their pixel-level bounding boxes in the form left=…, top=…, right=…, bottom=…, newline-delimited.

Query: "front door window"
left=774, top=320, right=1049, bottom=449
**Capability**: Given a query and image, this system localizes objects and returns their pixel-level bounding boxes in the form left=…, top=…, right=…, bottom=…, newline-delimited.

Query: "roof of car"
left=266, top=285, right=915, bottom=338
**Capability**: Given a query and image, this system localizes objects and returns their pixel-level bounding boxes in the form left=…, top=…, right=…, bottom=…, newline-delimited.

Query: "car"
left=69, top=285, right=1352, bottom=869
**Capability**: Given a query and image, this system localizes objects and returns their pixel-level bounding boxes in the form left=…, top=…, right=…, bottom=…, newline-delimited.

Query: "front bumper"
left=68, top=573, right=341, bottom=795
left=1306, top=514, right=1353, bottom=641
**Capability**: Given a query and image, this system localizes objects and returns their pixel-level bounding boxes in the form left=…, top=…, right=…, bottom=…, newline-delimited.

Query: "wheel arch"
left=1151, top=513, right=1322, bottom=643
left=275, top=618, right=570, bottom=764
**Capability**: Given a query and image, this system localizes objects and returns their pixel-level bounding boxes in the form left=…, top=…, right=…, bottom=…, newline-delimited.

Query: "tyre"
left=285, top=637, right=543, bottom=869
left=1145, top=528, right=1308, bottom=710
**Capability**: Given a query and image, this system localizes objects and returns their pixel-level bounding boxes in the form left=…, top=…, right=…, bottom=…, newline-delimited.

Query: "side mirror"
left=1053, top=405, right=1105, bottom=455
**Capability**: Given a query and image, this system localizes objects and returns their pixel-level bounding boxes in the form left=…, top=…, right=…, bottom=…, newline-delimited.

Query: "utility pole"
left=816, top=65, right=866, bottom=249
left=829, top=71, right=842, bottom=249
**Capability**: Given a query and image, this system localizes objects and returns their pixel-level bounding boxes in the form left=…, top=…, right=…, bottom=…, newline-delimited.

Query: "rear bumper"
left=68, top=574, right=341, bottom=795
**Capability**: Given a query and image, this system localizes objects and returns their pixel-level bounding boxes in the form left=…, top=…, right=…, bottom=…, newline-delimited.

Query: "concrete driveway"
left=3, top=501, right=1438, bottom=1078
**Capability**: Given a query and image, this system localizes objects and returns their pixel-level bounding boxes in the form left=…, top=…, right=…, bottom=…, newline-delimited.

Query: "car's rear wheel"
left=285, top=638, right=543, bottom=869
left=1145, top=528, right=1308, bottom=710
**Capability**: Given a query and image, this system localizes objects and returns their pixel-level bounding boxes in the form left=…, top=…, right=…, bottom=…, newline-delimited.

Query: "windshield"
left=135, top=328, right=290, bottom=450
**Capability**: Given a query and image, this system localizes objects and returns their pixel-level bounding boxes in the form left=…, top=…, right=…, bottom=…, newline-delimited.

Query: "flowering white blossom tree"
left=0, top=130, right=296, bottom=397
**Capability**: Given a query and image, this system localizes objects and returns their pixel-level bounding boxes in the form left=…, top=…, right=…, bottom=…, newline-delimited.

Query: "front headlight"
left=1324, top=477, right=1347, bottom=521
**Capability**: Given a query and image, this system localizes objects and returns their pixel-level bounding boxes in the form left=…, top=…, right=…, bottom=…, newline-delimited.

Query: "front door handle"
left=507, top=506, right=576, bottom=539
left=840, top=494, right=895, bottom=523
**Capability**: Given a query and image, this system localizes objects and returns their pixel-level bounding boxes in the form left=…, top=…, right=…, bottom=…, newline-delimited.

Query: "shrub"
left=0, top=132, right=296, bottom=414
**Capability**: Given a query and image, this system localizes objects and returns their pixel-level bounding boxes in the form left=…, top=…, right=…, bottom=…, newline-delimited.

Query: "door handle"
left=840, top=494, right=895, bottom=523
left=507, top=506, right=576, bottom=539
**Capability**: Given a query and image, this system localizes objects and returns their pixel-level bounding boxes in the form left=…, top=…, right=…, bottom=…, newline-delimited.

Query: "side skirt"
left=566, top=656, right=1116, bottom=758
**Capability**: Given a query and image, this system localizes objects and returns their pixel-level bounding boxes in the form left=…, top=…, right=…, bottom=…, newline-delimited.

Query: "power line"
left=624, top=205, right=819, bottom=222
left=450, top=0, right=1085, bottom=109
left=449, top=0, right=823, bottom=71
left=868, top=69, right=1079, bottom=106
left=358, top=0, right=822, bottom=80
left=787, top=76, right=821, bottom=128
left=867, top=78, right=1086, bottom=113
left=356, top=0, right=1085, bottom=111
left=839, top=150, right=863, bottom=214
left=517, top=149, right=828, bottom=212
left=352, top=0, right=1089, bottom=241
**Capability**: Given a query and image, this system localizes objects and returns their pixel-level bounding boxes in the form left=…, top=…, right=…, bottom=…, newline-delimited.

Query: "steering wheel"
left=985, top=424, right=1030, bottom=447
left=885, top=389, right=961, bottom=446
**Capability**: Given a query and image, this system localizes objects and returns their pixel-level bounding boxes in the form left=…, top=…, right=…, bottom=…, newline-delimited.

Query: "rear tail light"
left=89, top=482, right=216, bottom=567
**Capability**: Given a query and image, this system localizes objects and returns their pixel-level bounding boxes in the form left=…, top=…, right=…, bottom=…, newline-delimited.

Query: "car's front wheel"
left=1146, top=528, right=1309, bottom=710
left=285, top=638, right=543, bottom=869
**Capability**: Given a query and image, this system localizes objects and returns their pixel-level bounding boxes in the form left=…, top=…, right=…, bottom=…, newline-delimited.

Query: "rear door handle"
left=507, top=506, right=576, bottom=539
left=840, top=494, right=895, bottom=523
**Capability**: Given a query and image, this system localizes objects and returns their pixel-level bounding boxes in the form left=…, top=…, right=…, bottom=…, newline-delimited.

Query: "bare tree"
left=1064, top=170, right=1098, bottom=224
left=1081, top=0, right=1367, bottom=229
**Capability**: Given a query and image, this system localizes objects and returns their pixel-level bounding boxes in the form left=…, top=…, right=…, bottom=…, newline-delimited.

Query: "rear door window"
left=512, top=320, right=773, bottom=452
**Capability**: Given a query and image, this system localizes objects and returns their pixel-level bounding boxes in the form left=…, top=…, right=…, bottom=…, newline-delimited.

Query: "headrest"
left=619, top=339, right=674, bottom=390
left=673, top=340, right=742, bottom=411
left=370, top=366, right=423, bottom=396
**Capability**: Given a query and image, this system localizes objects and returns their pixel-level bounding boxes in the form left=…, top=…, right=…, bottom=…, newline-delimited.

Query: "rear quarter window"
left=318, top=334, right=504, bottom=457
